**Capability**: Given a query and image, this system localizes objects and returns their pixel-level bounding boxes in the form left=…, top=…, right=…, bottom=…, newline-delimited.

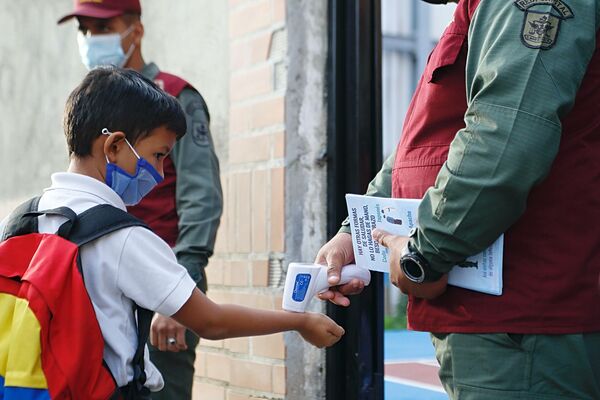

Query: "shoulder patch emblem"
left=513, top=0, right=574, bottom=50
left=191, top=121, right=210, bottom=147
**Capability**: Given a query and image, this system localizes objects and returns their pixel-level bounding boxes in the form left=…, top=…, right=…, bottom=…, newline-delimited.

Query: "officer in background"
left=58, top=1, right=223, bottom=398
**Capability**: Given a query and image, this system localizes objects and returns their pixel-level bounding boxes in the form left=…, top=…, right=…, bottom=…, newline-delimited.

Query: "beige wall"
left=140, top=0, right=230, bottom=159
left=0, top=0, right=82, bottom=217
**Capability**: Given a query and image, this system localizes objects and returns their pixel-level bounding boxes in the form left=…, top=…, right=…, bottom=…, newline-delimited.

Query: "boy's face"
left=106, top=126, right=177, bottom=178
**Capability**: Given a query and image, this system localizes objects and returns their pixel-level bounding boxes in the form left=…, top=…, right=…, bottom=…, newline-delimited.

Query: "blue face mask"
left=77, top=26, right=135, bottom=70
left=102, top=128, right=164, bottom=206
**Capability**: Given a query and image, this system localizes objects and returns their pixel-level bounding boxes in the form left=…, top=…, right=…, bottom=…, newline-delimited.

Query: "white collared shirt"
left=1, top=172, right=195, bottom=390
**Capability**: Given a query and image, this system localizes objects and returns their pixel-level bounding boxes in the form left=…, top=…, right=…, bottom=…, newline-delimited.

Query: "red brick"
left=253, top=333, right=285, bottom=359
left=230, top=32, right=272, bottom=70
left=194, top=349, right=207, bottom=377
left=252, top=96, right=285, bottom=129
left=214, top=175, right=230, bottom=254
left=251, top=169, right=268, bottom=253
left=206, top=258, right=225, bottom=285
left=230, top=292, right=275, bottom=310
left=233, top=172, right=252, bottom=253
left=230, top=359, right=272, bottom=392
left=206, top=352, right=231, bottom=382
left=193, top=382, right=225, bottom=400
left=226, top=392, right=251, bottom=400
left=224, top=260, right=249, bottom=286
left=207, top=289, right=233, bottom=304
left=230, top=0, right=274, bottom=38
left=272, top=364, right=286, bottom=395
left=270, top=167, right=285, bottom=252
left=272, top=131, right=285, bottom=159
left=273, top=0, right=286, bottom=24
left=200, top=338, right=224, bottom=349
left=225, top=175, right=237, bottom=254
left=229, top=0, right=249, bottom=10
left=230, top=96, right=285, bottom=135
left=273, top=294, right=284, bottom=311
left=251, top=259, right=269, bottom=287
left=230, top=65, right=273, bottom=102
left=229, top=134, right=271, bottom=164
left=226, top=337, right=250, bottom=354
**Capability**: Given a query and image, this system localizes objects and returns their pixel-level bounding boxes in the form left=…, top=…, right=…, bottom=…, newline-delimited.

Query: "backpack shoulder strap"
left=2, top=197, right=83, bottom=241
left=2, top=197, right=41, bottom=240
left=66, top=204, right=153, bottom=397
left=67, top=204, right=148, bottom=247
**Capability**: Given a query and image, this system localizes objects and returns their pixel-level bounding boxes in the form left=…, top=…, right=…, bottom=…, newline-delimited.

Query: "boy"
left=0, top=66, right=344, bottom=394
left=57, top=2, right=223, bottom=396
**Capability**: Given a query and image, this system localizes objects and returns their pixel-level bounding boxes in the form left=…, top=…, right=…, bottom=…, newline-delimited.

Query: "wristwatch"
left=400, top=240, right=443, bottom=283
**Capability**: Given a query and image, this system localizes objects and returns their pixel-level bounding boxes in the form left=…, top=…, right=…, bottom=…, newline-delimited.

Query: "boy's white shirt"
left=0, top=172, right=196, bottom=391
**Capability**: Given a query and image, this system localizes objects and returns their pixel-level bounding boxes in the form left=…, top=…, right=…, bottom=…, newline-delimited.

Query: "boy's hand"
left=150, top=314, right=188, bottom=352
left=315, top=232, right=365, bottom=306
left=372, top=228, right=448, bottom=299
left=297, top=312, right=345, bottom=348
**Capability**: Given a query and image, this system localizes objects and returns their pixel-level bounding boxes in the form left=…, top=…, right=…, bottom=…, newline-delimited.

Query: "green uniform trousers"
left=431, top=332, right=600, bottom=400
left=149, top=268, right=207, bottom=400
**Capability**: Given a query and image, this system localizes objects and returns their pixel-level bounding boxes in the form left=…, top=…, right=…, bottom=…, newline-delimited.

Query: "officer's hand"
left=150, top=314, right=188, bottom=352
left=372, top=228, right=448, bottom=300
left=315, top=232, right=365, bottom=307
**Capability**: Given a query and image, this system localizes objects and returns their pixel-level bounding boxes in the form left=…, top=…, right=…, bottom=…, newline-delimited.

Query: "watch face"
left=401, top=257, right=425, bottom=283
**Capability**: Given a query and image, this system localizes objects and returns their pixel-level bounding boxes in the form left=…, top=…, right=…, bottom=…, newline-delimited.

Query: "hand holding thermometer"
left=282, top=263, right=371, bottom=312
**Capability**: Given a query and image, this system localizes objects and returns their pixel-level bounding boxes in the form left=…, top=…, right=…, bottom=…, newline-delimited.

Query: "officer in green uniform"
left=317, top=0, right=600, bottom=399
left=58, top=1, right=223, bottom=399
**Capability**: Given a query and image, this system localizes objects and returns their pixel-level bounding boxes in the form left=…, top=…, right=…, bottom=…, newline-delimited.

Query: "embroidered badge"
left=186, top=100, right=210, bottom=147
left=191, top=121, right=209, bottom=147
left=514, top=0, right=574, bottom=50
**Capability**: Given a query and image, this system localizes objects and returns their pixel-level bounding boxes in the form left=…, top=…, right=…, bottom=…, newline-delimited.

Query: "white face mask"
left=77, top=26, right=135, bottom=70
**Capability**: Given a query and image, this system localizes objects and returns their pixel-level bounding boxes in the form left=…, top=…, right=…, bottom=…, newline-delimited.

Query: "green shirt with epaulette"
left=141, top=62, right=223, bottom=288
left=341, top=0, right=600, bottom=274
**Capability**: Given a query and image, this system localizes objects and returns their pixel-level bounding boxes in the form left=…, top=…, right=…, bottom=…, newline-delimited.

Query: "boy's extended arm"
left=169, top=288, right=344, bottom=348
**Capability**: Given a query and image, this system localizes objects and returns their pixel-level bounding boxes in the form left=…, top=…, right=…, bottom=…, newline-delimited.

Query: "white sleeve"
left=117, top=227, right=196, bottom=316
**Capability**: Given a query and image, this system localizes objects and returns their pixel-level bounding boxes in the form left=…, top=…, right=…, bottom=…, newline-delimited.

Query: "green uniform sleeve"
left=170, top=88, right=223, bottom=282
left=414, top=0, right=599, bottom=273
left=339, top=153, right=395, bottom=234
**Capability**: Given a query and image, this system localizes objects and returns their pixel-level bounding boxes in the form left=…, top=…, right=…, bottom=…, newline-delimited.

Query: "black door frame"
left=326, top=0, right=384, bottom=399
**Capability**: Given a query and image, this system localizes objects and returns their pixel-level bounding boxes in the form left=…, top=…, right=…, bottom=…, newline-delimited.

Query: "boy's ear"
left=103, top=131, right=127, bottom=163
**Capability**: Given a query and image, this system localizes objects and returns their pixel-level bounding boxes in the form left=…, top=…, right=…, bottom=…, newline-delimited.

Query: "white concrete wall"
left=0, top=0, right=83, bottom=217
left=140, top=0, right=229, bottom=158
left=0, top=0, right=229, bottom=219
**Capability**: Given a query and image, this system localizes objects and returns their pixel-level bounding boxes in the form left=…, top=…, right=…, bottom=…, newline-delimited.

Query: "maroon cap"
left=57, top=0, right=141, bottom=24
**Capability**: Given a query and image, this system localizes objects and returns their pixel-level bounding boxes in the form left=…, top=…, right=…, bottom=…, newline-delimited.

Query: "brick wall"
left=193, top=0, right=288, bottom=399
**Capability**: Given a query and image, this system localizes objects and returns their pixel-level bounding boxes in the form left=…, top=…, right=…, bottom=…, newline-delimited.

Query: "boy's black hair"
left=64, top=66, right=186, bottom=157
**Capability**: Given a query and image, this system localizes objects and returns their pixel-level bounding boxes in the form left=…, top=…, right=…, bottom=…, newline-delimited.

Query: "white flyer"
left=345, top=194, right=503, bottom=295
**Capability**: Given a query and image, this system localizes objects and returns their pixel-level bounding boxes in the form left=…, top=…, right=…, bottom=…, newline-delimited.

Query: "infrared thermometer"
left=282, top=263, right=371, bottom=312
